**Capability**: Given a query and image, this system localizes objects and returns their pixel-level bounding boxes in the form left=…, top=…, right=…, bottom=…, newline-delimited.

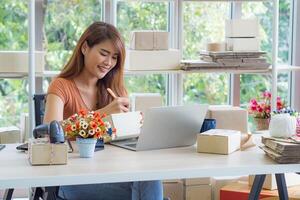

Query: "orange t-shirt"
left=47, top=77, right=89, bottom=120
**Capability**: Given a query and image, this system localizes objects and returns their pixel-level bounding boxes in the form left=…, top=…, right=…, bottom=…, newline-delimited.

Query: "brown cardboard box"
left=130, top=93, right=163, bottom=114
left=28, top=139, right=68, bottom=165
left=207, top=106, right=248, bottom=134
left=20, top=113, right=30, bottom=143
left=0, top=51, right=44, bottom=73
left=183, top=178, right=211, bottom=186
left=185, top=185, right=212, bottom=200
left=125, top=49, right=181, bottom=71
left=197, top=129, right=241, bottom=155
left=163, top=180, right=184, bottom=200
left=249, top=173, right=300, bottom=190
left=130, top=31, right=169, bottom=50
left=0, top=126, right=20, bottom=144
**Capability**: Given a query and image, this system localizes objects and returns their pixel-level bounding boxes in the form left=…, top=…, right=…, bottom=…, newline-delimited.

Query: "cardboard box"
left=130, top=93, right=163, bottom=114
left=226, top=38, right=260, bottom=51
left=0, top=51, right=44, bottom=73
left=212, top=176, right=245, bottom=200
left=225, top=19, right=259, bottom=38
left=185, top=185, right=212, bottom=200
left=220, top=182, right=300, bottom=200
left=130, top=31, right=169, bottom=50
left=197, top=129, right=241, bottom=154
left=207, top=105, right=248, bottom=134
left=20, top=113, right=30, bottom=143
left=249, top=173, right=300, bottom=190
left=163, top=180, right=184, bottom=200
left=183, top=178, right=211, bottom=186
left=125, top=49, right=181, bottom=71
left=104, top=112, right=142, bottom=140
left=28, top=139, right=68, bottom=165
left=0, top=126, right=20, bottom=144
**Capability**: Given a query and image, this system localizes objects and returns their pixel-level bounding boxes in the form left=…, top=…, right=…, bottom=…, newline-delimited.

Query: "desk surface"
left=1, top=144, right=300, bottom=189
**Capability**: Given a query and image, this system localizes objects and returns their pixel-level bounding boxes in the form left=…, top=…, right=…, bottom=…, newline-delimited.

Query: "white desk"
left=0, top=144, right=300, bottom=189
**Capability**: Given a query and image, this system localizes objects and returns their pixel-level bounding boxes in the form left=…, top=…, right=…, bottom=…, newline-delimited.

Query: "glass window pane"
left=0, top=1, right=28, bottom=50
left=241, top=1, right=291, bottom=106
left=117, top=1, right=168, bottom=46
left=125, top=74, right=167, bottom=105
left=117, top=1, right=168, bottom=98
left=44, top=0, right=102, bottom=71
left=0, top=1, right=28, bottom=126
left=183, top=2, right=230, bottom=104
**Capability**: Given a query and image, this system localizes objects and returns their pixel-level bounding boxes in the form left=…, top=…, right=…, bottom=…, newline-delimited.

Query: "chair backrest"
left=33, top=94, right=46, bottom=126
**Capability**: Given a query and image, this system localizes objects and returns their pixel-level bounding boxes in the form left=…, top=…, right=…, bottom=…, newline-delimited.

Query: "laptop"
left=110, top=104, right=208, bottom=151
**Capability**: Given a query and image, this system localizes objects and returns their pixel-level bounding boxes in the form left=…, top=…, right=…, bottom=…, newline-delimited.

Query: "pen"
left=107, top=88, right=117, bottom=99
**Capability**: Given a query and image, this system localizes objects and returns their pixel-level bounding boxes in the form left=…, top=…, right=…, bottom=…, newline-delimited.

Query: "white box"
left=104, top=112, right=142, bottom=140
left=226, top=38, right=260, bottom=51
left=0, top=126, right=20, bottom=144
left=130, top=31, right=169, bottom=50
left=197, top=129, right=241, bottom=155
left=130, top=93, right=163, bottom=114
left=249, top=173, right=300, bottom=190
left=0, top=51, right=44, bottom=73
left=185, top=185, right=212, bottom=200
left=125, top=49, right=181, bottom=71
left=225, top=19, right=259, bottom=38
left=207, top=105, right=249, bottom=134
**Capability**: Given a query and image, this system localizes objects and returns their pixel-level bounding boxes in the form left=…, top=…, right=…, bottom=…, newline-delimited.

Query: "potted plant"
left=248, top=91, right=285, bottom=130
left=62, top=109, right=114, bottom=158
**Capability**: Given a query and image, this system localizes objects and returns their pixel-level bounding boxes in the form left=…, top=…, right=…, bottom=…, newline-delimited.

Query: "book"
left=199, top=50, right=266, bottom=59
left=261, top=136, right=300, bottom=156
left=259, top=145, right=300, bottom=164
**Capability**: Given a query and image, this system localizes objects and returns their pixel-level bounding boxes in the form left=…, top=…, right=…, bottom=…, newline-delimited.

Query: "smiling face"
left=81, top=39, right=119, bottom=80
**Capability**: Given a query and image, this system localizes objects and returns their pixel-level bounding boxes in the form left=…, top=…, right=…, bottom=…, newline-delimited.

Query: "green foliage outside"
left=183, top=2, right=230, bottom=104
left=0, top=0, right=291, bottom=127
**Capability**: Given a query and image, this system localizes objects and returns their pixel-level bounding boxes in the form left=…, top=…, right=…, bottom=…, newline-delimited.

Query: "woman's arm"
left=43, top=94, right=64, bottom=123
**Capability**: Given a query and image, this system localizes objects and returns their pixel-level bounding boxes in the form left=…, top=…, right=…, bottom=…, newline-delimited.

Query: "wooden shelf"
left=1, top=65, right=299, bottom=78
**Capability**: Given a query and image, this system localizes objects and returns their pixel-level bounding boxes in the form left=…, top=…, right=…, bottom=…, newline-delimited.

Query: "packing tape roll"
left=206, top=42, right=226, bottom=52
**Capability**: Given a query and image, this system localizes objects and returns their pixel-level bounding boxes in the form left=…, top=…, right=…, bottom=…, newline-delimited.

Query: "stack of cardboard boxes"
left=163, top=178, right=212, bottom=200
left=126, top=31, right=181, bottom=71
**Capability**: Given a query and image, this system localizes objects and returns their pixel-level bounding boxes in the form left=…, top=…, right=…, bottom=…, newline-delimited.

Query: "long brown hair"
left=59, top=21, right=127, bottom=109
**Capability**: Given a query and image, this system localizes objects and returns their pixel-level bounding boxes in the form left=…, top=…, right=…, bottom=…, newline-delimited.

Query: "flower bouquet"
left=62, top=109, right=115, bottom=157
left=248, top=91, right=285, bottom=130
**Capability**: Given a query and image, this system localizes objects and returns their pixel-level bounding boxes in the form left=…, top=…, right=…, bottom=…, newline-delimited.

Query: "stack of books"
left=181, top=51, right=270, bottom=71
left=260, top=136, right=300, bottom=164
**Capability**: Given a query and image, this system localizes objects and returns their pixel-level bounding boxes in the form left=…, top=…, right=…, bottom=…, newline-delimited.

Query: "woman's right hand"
left=97, top=97, right=130, bottom=115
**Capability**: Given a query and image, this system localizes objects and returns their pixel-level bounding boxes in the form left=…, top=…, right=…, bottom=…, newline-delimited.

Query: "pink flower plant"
left=248, top=91, right=285, bottom=119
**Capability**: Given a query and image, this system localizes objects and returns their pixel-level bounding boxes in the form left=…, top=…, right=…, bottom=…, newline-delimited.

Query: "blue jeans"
left=58, top=181, right=163, bottom=200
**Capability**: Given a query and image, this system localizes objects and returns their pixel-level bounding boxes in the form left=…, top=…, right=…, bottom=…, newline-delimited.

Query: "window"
left=240, top=1, right=291, bottom=105
left=182, top=2, right=230, bottom=104
left=44, top=0, right=103, bottom=71
left=0, top=1, right=28, bottom=126
left=117, top=1, right=168, bottom=101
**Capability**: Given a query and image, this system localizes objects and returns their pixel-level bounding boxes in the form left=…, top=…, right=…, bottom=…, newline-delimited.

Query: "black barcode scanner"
left=33, top=120, right=65, bottom=144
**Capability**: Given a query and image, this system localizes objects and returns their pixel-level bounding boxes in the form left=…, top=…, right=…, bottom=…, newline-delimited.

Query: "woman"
left=44, top=22, right=163, bottom=200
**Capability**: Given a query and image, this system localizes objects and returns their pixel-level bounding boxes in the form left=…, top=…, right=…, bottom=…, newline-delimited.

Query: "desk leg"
left=248, top=174, right=266, bottom=200
left=275, top=173, right=289, bottom=200
left=43, top=186, right=58, bottom=200
left=3, top=189, right=14, bottom=200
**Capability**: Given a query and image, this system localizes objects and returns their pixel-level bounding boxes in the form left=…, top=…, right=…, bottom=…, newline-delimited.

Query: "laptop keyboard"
left=125, top=143, right=137, bottom=148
